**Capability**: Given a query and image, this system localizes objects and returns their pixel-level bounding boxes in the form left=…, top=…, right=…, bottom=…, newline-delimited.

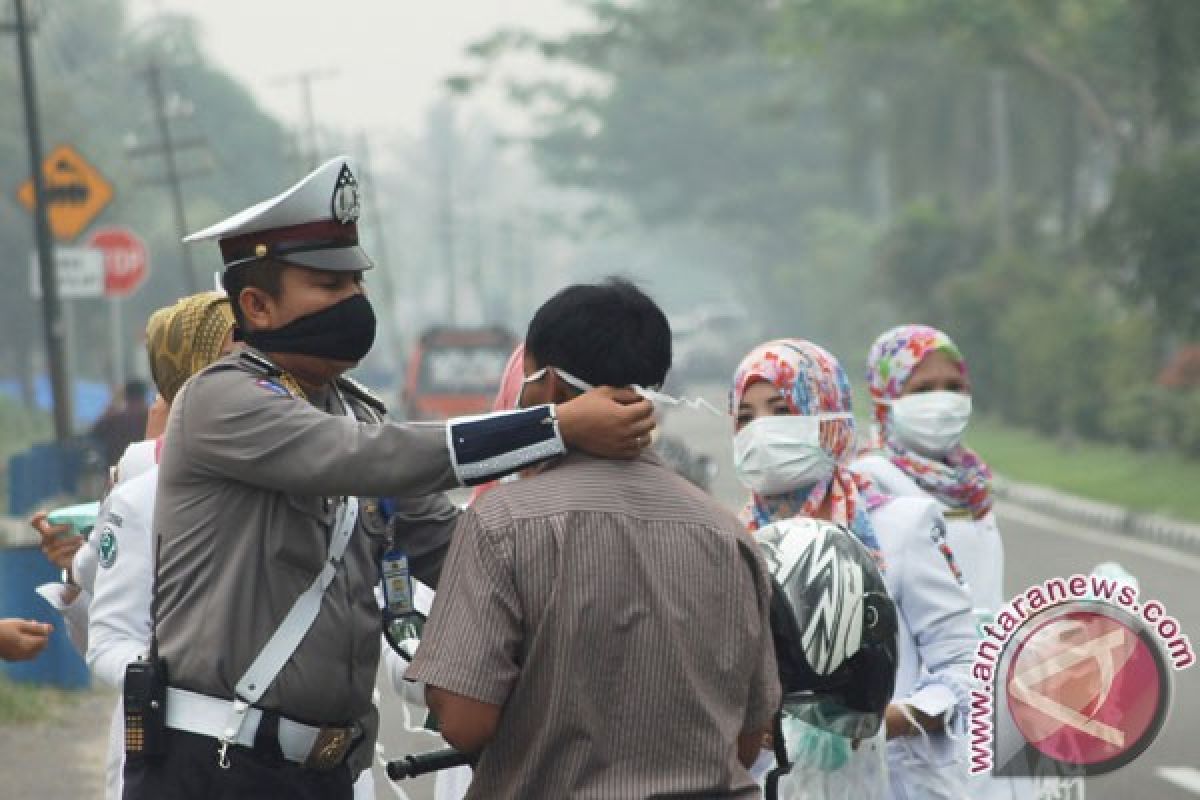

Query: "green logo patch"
left=98, top=526, right=118, bottom=569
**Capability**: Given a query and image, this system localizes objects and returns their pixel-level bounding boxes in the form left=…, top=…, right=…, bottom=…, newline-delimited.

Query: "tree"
left=1087, top=146, right=1200, bottom=342
left=1, top=1, right=292, bottom=406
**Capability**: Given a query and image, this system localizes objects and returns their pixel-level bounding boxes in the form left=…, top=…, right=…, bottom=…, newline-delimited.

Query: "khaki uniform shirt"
left=408, top=452, right=780, bottom=799
left=153, top=350, right=460, bottom=771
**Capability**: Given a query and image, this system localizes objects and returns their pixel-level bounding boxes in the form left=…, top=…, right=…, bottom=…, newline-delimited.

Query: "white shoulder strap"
left=216, top=389, right=360, bottom=767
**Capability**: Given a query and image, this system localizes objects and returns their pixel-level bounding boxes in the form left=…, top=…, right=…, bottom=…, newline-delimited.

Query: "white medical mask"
left=518, top=366, right=594, bottom=408
left=633, top=385, right=724, bottom=418
left=733, top=414, right=850, bottom=496
left=889, top=390, right=972, bottom=457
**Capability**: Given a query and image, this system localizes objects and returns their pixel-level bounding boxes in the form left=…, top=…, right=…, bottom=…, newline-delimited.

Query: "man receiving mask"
left=408, top=279, right=779, bottom=799
left=130, top=157, right=655, bottom=800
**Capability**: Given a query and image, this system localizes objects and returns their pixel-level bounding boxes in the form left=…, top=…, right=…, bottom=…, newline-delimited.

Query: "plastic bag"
left=770, top=711, right=889, bottom=800
left=889, top=703, right=969, bottom=800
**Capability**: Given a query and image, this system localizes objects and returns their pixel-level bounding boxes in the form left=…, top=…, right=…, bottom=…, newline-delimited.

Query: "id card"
left=381, top=548, right=414, bottom=617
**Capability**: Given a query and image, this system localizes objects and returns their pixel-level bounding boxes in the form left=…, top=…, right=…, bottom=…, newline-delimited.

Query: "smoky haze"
left=2, top=0, right=1199, bottom=460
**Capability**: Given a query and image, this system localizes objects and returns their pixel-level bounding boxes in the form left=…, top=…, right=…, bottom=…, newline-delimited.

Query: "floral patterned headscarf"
left=731, top=339, right=884, bottom=561
left=865, top=324, right=993, bottom=518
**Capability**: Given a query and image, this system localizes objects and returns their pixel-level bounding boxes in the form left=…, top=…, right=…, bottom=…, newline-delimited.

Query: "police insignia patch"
left=255, top=378, right=292, bottom=398
left=331, top=164, right=360, bottom=224
left=98, top=526, right=118, bottom=569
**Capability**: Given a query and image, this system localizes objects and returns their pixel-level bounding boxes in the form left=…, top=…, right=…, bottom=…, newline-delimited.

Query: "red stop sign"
left=88, top=226, right=148, bottom=297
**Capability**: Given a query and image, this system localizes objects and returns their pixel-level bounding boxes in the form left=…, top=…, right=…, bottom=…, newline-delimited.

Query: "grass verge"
left=0, top=675, right=77, bottom=724
left=967, top=416, right=1200, bottom=524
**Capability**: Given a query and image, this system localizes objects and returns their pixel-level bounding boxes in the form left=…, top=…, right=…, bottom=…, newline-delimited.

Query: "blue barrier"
left=8, top=442, right=86, bottom=517
left=0, top=545, right=89, bottom=688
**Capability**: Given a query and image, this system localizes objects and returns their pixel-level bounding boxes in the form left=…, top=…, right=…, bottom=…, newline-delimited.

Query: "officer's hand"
left=0, top=618, right=52, bottom=662
left=31, top=511, right=82, bottom=571
left=557, top=387, right=656, bottom=459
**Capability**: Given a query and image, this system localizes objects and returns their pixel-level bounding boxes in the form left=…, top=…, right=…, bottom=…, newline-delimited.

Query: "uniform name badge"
left=382, top=548, right=422, bottom=660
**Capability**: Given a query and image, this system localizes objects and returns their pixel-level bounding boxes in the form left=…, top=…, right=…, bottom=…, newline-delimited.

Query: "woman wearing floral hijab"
left=732, top=338, right=976, bottom=800
left=855, top=324, right=1003, bottom=629
left=855, top=325, right=1048, bottom=800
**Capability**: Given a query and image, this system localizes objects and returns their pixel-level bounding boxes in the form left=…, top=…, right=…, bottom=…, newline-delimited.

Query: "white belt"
left=165, top=688, right=319, bottom=764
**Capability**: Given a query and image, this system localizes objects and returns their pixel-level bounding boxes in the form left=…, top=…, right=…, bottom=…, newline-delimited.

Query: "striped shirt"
left=407, top=452, right=780, bottom=799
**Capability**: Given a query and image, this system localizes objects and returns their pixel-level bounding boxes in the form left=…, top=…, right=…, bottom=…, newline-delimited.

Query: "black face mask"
left=242, top=292, right=376, bottom=362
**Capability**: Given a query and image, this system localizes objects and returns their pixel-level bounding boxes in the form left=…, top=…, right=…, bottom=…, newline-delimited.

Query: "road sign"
left=16, top=144, right=114, bottom=242
left=88, top=226, right=148, bottom=297
left=29, top=247, right=105, bottom=299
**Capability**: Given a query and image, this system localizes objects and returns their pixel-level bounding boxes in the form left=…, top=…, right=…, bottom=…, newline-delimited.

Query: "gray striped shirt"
left=407, top=452, right=780, bottom=799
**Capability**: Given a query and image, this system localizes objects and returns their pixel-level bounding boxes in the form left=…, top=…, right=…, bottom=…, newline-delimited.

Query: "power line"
left=128, top=58, right=209, bottom=293
left=274, top=69, right=337, bottom=170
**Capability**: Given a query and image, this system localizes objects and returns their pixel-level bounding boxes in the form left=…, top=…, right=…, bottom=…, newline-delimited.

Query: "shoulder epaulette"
left=336, top=375, right=387, bottom=416
left=238, top=351, right=282, bottom=377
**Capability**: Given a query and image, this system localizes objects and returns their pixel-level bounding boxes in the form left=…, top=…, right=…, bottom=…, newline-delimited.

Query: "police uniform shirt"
left=152, top=349, right=462, bottom=757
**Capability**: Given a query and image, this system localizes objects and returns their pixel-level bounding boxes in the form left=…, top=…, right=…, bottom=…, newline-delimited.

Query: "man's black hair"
left=221, top=260, right=285, bottom=331
left=525, top=277, right=672, bottom=389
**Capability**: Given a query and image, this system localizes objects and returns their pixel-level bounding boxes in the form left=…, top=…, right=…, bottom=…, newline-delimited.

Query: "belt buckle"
left=304, top=725, right=357, bottom=771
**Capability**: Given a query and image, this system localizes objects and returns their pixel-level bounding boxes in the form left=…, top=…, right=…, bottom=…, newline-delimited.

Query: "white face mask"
left=518, top=366, right=594, bottom=408
left=889, top=391, right=972, bottom=456
left=733, top=413, right=850, bottom=496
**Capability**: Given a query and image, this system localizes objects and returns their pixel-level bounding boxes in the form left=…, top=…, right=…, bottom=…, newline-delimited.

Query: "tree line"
left=458, top=0, right=1200, bottom=456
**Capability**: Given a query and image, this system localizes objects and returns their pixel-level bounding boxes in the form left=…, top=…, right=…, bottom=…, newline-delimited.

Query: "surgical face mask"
left=517, top=366, right=594, bottom=408
left=733, top=413, right=850, bottom=496
left=889, top=390, right=971, bottom=457
left=241, top=292, right=376, bottom=363
left=634, top=385, right=724, bottom=418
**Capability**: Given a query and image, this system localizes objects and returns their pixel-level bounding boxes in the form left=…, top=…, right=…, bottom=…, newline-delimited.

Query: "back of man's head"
left=525, top=278, right=672, bottom=389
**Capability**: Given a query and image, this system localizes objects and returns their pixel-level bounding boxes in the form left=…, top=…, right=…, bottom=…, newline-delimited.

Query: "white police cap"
left=183, top=156, right=372, bottom=273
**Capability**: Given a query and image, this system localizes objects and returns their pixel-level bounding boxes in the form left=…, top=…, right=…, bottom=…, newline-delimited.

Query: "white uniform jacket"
left=36, top=439, right=160, bottom=657
left=855, top=454, right=1005, bottom=616
left=87, top=468, right=157, bottom=800
left=871, top=495, right=977, bottom=800
left=857, top=456, right=1044, bottom=800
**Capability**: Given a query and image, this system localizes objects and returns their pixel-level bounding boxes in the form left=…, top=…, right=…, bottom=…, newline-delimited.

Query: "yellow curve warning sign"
left=17, top=145, right=115, bottom=242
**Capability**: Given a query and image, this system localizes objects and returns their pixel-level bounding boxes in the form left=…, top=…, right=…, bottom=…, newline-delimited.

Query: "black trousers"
left=122, top=727, right=355, bottom=800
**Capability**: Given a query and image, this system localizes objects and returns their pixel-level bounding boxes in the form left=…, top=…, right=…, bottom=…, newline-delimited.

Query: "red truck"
left=401, top=326, right=518, bottom=421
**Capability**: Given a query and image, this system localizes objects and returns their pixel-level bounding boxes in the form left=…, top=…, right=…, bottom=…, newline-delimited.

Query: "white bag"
left=888, top=704, right=968, bottom=800
left=770, top=713, right=889, bottom=800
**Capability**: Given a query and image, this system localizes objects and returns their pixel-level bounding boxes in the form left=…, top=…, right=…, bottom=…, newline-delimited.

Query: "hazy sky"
left=128, top=0, right=586, bottom=139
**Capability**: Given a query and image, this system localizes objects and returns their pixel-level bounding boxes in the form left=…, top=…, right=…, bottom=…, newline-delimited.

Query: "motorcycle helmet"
left=756, top=517, right=898, bottom=739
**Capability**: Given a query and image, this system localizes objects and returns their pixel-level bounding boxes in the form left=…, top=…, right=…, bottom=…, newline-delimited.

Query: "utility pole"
left=142, top=59, right=199, bottom=293
left=433, top=105, right=457, bottom=324
left=275, top=69, right=337, bottom=169
left=9, top=0, right=71, bottom=440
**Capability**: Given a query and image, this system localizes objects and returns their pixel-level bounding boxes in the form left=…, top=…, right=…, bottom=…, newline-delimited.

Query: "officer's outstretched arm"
left=175, top=366, right=583, bottom=496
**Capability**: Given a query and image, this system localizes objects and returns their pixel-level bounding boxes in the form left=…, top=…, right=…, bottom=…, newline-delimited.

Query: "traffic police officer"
left=127, top=156, right=655, bottom=799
